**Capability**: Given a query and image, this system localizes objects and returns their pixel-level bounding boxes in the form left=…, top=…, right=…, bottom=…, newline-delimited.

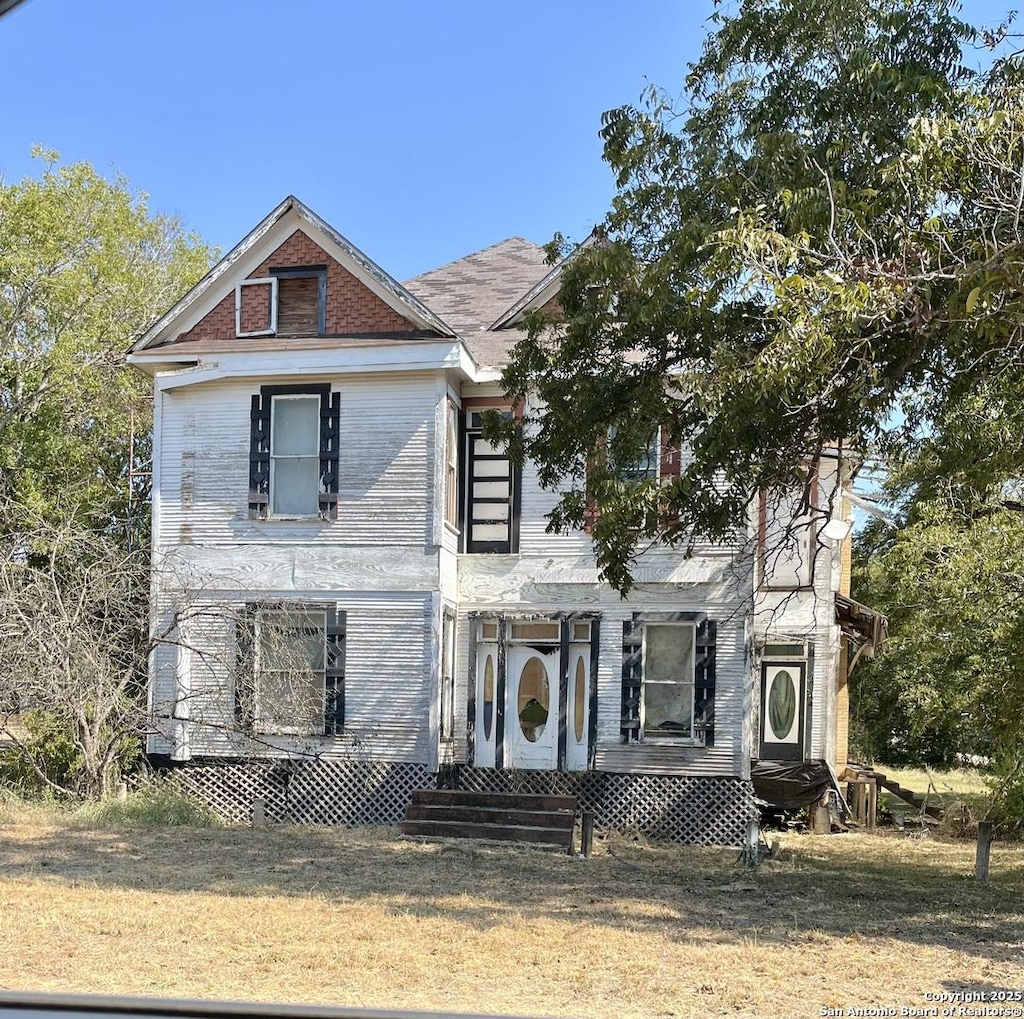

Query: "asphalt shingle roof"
left=404, top=237, right=552, bottom=367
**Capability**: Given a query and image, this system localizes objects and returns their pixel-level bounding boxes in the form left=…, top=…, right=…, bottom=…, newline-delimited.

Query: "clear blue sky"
left=0, top=0, right=1016, bottom=280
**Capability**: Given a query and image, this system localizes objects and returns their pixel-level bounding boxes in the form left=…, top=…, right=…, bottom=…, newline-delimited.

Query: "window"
left=237, top=604, right=346, bottom=736
left=270, top=395, right=319, bottom=516
left=610, top=425, right=660, bottom=485
left=440, top=607, right=456, bottom=740
left=445, top=401, right=459, bottom=528
left=249, top=384, right=340, bottom=520
left=585, top=425, right=679, bottom=532
left=464, top=410, right=519, bottom=553
left=234, top=267, right=326, bottom=338
left=642, top=623, right=695, bottom=739
left=621, top=616, right=716, bottom=745
left=272, top=266, right=326, bottom=337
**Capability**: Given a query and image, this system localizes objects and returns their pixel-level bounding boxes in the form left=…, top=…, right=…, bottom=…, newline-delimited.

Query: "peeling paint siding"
left=455, top=572, right=751, bottom=778
left=519, top=459, right=592, bottom=555
left=160, top=594, right=433, bottom=763
left=156, top=374, right=437, bottom=549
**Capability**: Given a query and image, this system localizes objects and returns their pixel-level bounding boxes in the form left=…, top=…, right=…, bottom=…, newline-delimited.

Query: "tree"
left=0, top=149, right=212, bottom=531
left=851, top=492, right=1024, bottom=767
left=497, top=0, right=1024, bottom=593
left=0, top=505, right=152, bottom=798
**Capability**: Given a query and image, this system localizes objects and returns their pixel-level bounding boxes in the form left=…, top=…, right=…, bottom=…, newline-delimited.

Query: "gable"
left=173, top=230, right=417, bottom=346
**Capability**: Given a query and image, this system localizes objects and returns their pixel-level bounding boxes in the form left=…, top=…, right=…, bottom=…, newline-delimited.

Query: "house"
left=128, top=196, right=880, bottom=843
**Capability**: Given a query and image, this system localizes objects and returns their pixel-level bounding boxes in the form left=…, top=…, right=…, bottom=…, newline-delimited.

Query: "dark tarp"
left=752, top=759, right=835, bottom=810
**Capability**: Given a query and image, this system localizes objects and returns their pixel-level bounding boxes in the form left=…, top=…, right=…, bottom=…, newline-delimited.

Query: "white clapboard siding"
left=153, top=593, right=433, bottom=764
left=454, top=578, right=751, bottom=778
left=156, top=374, right=437, bottom=549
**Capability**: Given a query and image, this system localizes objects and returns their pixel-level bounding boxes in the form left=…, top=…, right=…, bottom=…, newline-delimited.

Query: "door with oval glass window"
left=758, top=661, right=806, bottom=761
left=507, top=646, right=559, bottom=768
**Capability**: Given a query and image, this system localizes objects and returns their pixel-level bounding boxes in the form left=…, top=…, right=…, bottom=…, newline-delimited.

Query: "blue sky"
left=0, top=0, right=1016, bottom=280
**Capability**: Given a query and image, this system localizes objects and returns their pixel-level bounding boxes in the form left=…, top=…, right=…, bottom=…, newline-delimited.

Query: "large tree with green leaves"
left=498, top=0, right=1023, bottom=594
left=0, top=149, right=212, bottom=531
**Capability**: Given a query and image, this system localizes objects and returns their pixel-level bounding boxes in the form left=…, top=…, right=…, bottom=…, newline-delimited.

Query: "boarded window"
left=276, top=275, right=321, bottom=336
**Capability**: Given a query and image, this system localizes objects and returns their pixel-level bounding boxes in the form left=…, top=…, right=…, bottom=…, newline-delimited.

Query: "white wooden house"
left=128, top=197, right=877, bottom=843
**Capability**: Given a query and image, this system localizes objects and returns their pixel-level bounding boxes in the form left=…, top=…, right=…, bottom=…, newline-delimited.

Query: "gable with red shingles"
left=174, top=230, right=419, bottom=344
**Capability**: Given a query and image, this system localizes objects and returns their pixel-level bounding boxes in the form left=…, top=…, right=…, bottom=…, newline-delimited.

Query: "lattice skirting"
left=457, top=768, right=755, bottom=846
left=165, top=759, right=432, bottom=826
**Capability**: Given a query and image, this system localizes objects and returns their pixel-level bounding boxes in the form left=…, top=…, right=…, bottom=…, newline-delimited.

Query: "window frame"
left=270, top=265, right=327, bottom=338
left=444, top=399, right=460, bottom=530
left=249, top=383, right=340, bottom=522
left=640, top=620, right=697, bottom=743
left=235, top=277, right=278, bottom=337
left=269, top=393, right=321, bottom=519
left=462, top=407, right=521, bottom=554
left=241, top=603, right=346, bottom=738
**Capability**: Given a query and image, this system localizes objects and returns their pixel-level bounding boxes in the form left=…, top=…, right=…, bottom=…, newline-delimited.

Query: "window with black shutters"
left=235, top=603, right=346, bottom=737
left=249, top=383, right=340, bottom=521
left=621, top=614, right=716, bottom=746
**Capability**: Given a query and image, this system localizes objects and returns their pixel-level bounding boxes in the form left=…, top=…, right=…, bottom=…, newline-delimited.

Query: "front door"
left=759, top=661, right=806, bottom=761
left=508, top=646, right=559, bottom=768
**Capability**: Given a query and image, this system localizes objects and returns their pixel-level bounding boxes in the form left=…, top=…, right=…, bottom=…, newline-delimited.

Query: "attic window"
left=234, top=267, right=326, bottom=338
left=272, top=266, right=326, bottom=337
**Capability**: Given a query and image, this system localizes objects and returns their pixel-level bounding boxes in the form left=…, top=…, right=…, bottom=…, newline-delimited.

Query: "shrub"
left=74, top=778, right=223, bottom=828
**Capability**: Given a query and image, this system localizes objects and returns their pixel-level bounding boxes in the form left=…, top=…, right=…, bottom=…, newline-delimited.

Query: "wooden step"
left=402, top=788, right=578, bottom=850
left=857, top=770, right=943, bottom=819
left=405, top=803, right=575, bottom=829
left=410, top=789, right=577, bottom=813
left=400, top=818, right=574, bottom=848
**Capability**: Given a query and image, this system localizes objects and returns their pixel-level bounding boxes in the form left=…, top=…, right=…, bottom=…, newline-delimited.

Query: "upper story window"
left=609, top=426, right=660, bottom=485
left=270, top=395, right=320, bottom=516
left=249, top=384, right=340, bottom=521
left=759, top=487, right=815, bottom=590
left=444, top=400, right=459, bottom=528
left=464, top=409, right=520, bottom=554
left=234, top=266, right=327, bottom=339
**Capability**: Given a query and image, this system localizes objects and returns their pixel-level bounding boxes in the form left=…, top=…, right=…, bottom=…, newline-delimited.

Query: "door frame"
left=758, top=659, right=807, bottom=761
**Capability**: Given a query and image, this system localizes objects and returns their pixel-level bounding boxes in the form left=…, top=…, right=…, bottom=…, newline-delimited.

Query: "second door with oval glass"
left=508, top=646, right=559, bottom=768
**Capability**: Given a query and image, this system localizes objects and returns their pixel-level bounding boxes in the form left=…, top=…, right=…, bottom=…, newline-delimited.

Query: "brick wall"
left=176, top=230, right=414, bottom=343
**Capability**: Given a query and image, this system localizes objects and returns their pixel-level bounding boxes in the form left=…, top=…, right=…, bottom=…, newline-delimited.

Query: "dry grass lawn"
left=1, top=805, right=1023, bottom=1019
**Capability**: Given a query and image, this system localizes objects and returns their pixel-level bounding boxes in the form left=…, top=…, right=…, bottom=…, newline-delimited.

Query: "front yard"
left=0, top=806, right=1022, bottom=1018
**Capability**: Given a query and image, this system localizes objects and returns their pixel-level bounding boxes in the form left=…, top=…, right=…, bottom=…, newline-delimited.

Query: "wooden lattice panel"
left=457, top=768, right=754, bottom=846
left=167, top=760, right=431, bottom=826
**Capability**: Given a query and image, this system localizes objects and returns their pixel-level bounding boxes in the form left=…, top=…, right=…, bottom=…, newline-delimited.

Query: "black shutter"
left=249, top=395, right=271, bottom=519
left=694, top=619, right=716, bottom=747
left=319, top=390, right=341, bottom=521
left=235, top=605, right=256, bottom=731
left=325, top=607, right=346, bottom=734
left=620, top=619, right=642, bottom=742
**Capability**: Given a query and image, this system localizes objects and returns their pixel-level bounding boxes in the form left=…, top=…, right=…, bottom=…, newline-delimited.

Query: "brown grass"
left=1, top=810, right=1023, bottom=1019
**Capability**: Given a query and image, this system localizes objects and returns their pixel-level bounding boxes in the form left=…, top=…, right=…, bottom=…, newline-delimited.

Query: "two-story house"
left=128, top=196, right=875, bottom=844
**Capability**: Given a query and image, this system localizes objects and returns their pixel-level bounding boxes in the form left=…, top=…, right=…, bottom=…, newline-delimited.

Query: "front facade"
left=129, top=198, right=858, bottom=844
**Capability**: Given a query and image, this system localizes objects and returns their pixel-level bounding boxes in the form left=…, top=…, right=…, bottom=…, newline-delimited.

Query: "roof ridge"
left=404, top=235, right=545, bottom=283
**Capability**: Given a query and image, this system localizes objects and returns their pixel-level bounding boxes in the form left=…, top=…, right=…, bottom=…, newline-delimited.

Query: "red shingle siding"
left=175, top=230, right=414, bottom=343
left=238, top=281, right=273, bottom=334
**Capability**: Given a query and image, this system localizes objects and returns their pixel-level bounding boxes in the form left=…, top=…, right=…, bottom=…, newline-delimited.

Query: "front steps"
left=400, top=789, right=577, bottom=850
